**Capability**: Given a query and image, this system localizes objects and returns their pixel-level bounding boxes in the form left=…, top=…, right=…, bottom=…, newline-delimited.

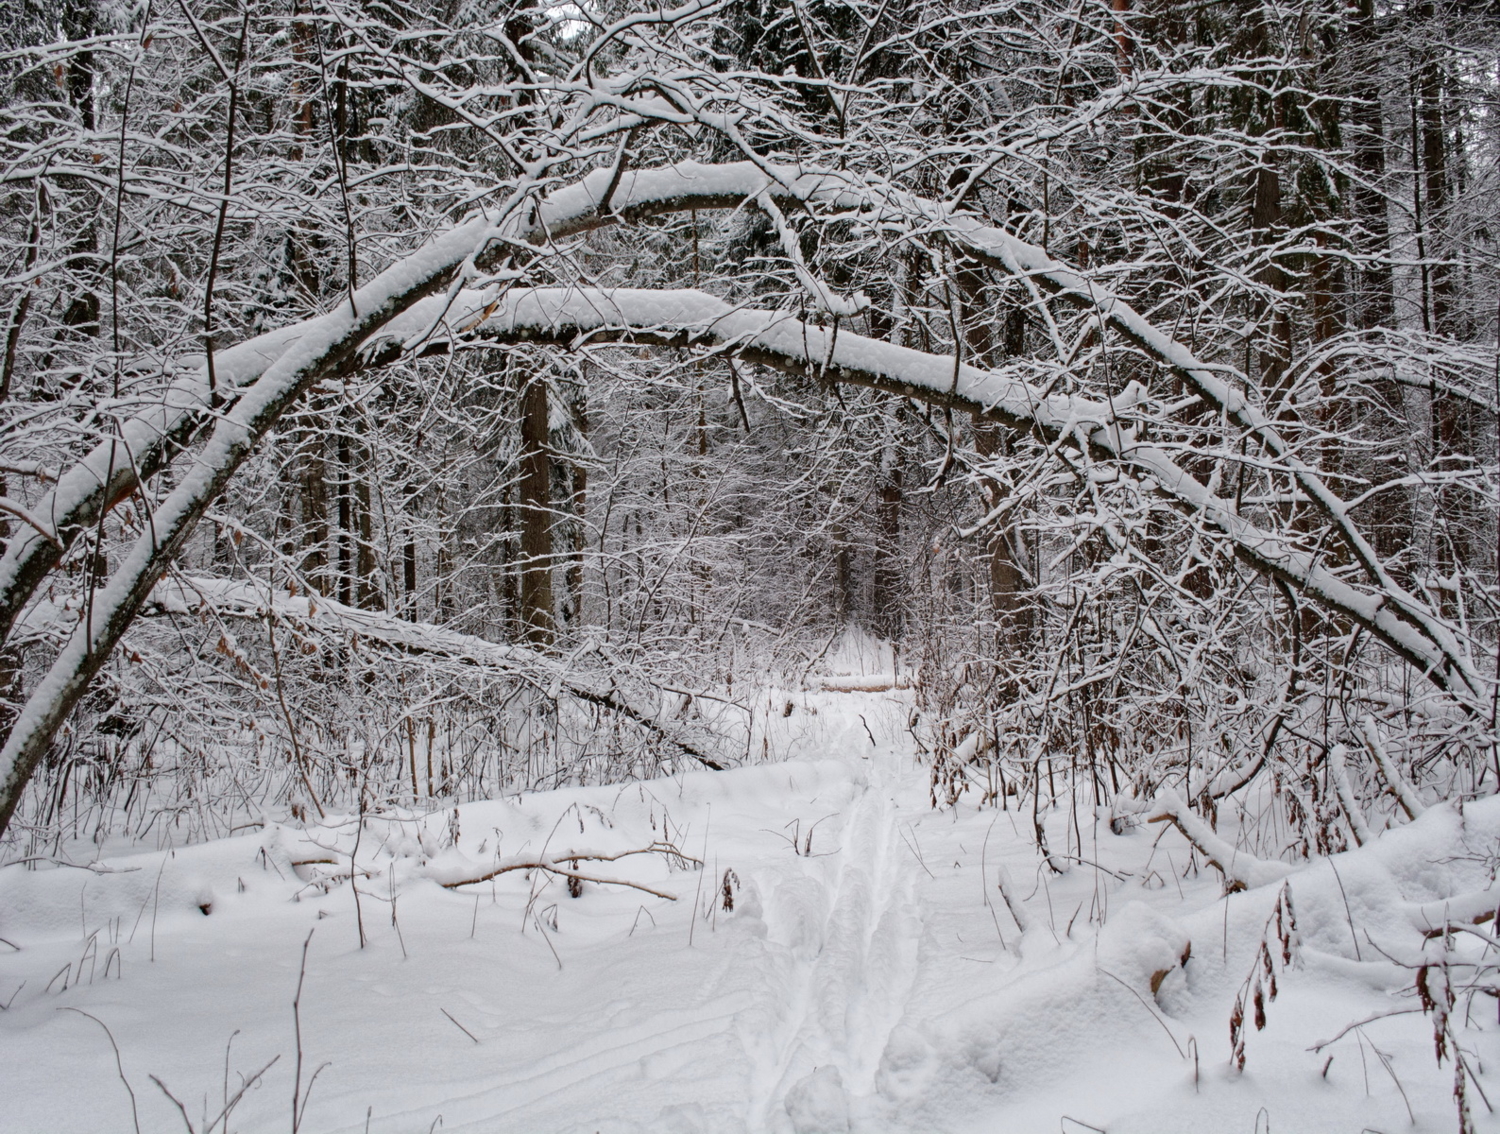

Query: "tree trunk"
left=565, top=389, right=588, bottom=628
left=972, top=421, right=1032, bottom=653
left=1346, top=0, right=1394, bottom=333
left=1413, top=11, right=1478, bottom=596
left=355, top=446, right=378, bottom=609
left=296, top=412, right=329, bottom=594
left=872, top=458, right=902, bottom=643
left=958, top=259, right=1032, bottom=654
left=337, top=426, right=353, bottom=607
left=519, top=373, right=554, bottom=646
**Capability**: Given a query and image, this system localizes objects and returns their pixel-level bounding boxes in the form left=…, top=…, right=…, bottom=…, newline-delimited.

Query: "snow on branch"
left=376, top=284, right=1479, bottom=717
left=149, top=576, right=727, bottom=771
left=1360, top=718, right=1427, bottom=821
left=0, top=173, right=602, bottom=834
left=0, top=159, right=1485, bottom=843
left=101, top=157, right=1481, bottom=702
left=1326, top=744, right=1372, bottom=847
left=1147, top=790, right=1293, bottom=893
left=538, top=158, right=1482, bottom=702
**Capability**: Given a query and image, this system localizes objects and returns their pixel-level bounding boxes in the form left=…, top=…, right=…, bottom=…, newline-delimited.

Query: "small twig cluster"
left=1229, top=882, right=1297, bottom=1071
left=438, top=840, right=701, bottom=902
left=1417, top=933, right=1495, bottom=1134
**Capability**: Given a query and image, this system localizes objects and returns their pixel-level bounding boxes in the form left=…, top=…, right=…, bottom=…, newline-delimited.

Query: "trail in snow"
left=749, top=734, right=922, bottom=1131
left=3, top=682, right=1500, bottom=1132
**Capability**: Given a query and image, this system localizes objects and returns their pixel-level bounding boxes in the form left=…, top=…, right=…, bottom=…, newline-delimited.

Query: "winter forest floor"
left=3, top=684, right=1498, bottom=1133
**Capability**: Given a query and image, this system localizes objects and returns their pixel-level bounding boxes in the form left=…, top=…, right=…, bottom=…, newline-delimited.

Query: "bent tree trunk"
left=0, top=191, right=552, bottom=835
left=0, top=161, right=1482, bottom=841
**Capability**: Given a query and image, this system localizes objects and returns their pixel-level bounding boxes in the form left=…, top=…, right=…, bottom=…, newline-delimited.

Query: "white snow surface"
left=4, top=685, right=1499, bottom=1132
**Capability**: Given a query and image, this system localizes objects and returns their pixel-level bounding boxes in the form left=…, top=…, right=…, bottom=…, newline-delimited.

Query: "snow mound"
left=784, top=1065, right=850, bottom=1133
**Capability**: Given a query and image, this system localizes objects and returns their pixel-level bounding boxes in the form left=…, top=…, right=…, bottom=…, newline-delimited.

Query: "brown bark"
left=833, top=515, right=852, bottom=622
left=1340, top=0, right=1409, bottom=567
left=1346, top=0, right=1394, bottom=332
left=1418, top=45, right=1453, bottom=336
left=958, top=260, right=1032, bottom=652
left=355, top=458, right=377, bottom=610
left=565, top=392, right=588, bottom=627
left=872, top=462, right=902, bottom=642
left=519, top=373, right=554, bottom=645
left=336, top=427, right=354, bottom=607
left=296, top=413, right=329, bottom=594
left=1413, top=13, right=1479, bottom=591
left=972, top=421, right=1032, bottom=651
left=1251, top=160, right=1294, bottom=405
left=1310, top=233, right=1343, bottom=475
left=403, top=530, right=418, bottom=618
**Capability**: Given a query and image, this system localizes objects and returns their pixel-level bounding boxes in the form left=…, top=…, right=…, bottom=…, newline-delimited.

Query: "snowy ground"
left=3, top=686, right=1498, bottom=1133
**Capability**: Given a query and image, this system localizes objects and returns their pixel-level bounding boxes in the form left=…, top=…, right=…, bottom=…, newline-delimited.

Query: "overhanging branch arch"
left=0, top=161, right=1484, bottom=836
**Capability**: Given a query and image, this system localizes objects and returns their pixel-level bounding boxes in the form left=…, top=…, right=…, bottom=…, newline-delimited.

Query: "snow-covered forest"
left=0, top=0, right=1498, bottom=1129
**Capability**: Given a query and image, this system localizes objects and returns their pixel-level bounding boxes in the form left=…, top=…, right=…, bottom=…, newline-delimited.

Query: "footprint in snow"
left=784, top=1065, right=850, bottom=1133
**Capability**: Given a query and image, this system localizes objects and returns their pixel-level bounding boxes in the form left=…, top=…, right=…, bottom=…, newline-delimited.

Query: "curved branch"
left=0, top=161, right=1483, bottom=839
left=148, top=576, right=725, bottom=769
left=18, top=157, right=1465, bottom=691
left=383, top=285, right=1479, bottom=713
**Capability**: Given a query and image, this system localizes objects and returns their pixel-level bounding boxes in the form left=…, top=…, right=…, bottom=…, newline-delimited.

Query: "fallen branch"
left=1360, top=718, right=1426, bottom=821
left=1, top=854, right=140, bottom=874
left=1147, top=790, right=1291, bottom=893
left=995, top=863, right=1034, bottom=935
left=150, top=576, right=727, bottom=770
left=432, top=842, right=700, bottom=903
left=1326, top=744, right=1372, bottom=847
left=1407, top=889, right=1500, bottom=939
left=811, top=673, right=911, bottom=693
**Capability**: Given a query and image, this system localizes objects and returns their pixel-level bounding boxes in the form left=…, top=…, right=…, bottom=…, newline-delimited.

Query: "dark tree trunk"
left=296, top=414, right=329, bottom=594
left=565, top=390, right=588, bottom=628
left=958, top=260, right=1032, bottom=654
left=337, top=427, right=353, bottom=607
left=872, top=462, right=903, bottom=643
left=519, top=373, right=554, bottom=645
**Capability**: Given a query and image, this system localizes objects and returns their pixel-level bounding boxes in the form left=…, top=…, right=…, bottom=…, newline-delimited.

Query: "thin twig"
left=1308, top=1008, right=1424, bottom=1053
left=440, top=1008, right=479, bottom=1044
left=61, top=1008, right=140, bottom=1134
left=292, top=929, right=314, bottom=1134
left=149, top=1074, right=196, bottom=1134
left=1097, top=967, right=1185, bottom=1059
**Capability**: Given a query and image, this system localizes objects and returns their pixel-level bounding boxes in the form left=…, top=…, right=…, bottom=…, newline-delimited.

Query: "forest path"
left=748, top=729, right=924, bottom=1130
left=2, top=688, right=1490, bottom=1134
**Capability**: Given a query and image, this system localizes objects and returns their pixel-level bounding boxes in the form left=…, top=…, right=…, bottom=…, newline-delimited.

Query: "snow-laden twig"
left=1360, top=718, right=1426, bottom=821
left=0, top=498, right=60, bottom=548
left=1147, top=790, right=1291, bottom=893
left=1326, top=744, right=1372, bottom=847
left=754, top=190, right=868, bottom=318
